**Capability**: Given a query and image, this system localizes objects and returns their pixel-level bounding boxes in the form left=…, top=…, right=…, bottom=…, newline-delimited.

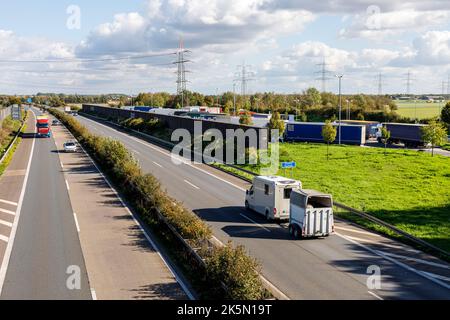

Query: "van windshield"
left=284, top=188, right=293, bottom=199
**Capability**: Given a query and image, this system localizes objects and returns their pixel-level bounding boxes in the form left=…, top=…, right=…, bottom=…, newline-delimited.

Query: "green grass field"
left=234, top=143, right=450, bottom=252
left=395, top=100, right=444, bottom=119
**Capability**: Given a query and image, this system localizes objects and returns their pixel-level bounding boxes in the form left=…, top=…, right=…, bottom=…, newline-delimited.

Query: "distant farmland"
left=395, top=100, right=444, bottom=119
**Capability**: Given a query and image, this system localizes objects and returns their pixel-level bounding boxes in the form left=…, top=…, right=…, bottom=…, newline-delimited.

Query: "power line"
left=234, top=64, right=255, bottom=103
left=376, top=73, right=386, bottom=95
left=0, top=52, right=177, bottom=64
left=404, top=70, right=415, bottom=96
left=174, top=38, right=191, bottom=108
left=315, top=58, right=332, bottom=92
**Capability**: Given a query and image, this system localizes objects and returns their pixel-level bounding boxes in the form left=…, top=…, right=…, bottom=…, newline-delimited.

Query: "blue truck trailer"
left=340, top=120, right=380, bottom=139
left=133, top=106, right=153, bottom=112
left=284, top=122, right=366, bottom=145
left=377, top=123, right=427, bottom=147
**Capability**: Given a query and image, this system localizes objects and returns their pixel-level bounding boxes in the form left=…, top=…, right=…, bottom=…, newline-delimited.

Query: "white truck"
left=245, top=176, right=302, bottom=221
left=64, top=106, right=71, bottom=113
left=288, top=189, right=334, bottom=239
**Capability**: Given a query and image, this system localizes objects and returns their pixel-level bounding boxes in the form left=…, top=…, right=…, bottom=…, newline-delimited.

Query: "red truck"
left=36, top=116, right=51, bottom=138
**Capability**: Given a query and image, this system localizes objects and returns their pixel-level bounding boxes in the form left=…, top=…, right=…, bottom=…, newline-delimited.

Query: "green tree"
left=304, top=87, right=322, bottom=108
left=268, top=111, right=285, bottom=138
left=239, top=111, right=253, bottom=125
left=421, top=119, right=448, bottom=157
left=441, top=101, right=450, bottom=125
left=322, top=120, right=337, bottom=160
left=380, top=126, right=391, bottom=154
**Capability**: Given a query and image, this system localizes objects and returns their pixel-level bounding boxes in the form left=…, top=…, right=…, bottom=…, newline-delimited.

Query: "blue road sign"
left=281, top=161, right=296, bottom=169
left=27, top=98, right=32, bottom=103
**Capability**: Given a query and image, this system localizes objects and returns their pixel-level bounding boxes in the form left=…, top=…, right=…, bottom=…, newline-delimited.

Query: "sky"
left=1, top=0, right=450, bottom=95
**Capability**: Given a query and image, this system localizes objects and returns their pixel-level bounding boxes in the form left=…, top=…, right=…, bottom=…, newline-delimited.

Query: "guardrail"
left=78, top=111, right=450, bottom=260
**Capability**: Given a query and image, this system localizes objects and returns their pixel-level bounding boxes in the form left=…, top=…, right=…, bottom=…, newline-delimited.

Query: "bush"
left=205, top=242, right=265, bottom=300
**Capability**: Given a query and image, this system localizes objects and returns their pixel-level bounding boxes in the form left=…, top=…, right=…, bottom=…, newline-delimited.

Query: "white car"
left=63, top=141, right=78, bottom=153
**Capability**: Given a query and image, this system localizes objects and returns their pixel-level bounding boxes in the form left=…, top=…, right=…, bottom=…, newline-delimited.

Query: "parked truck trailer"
left=377, top=123, right=427, bottom=147
left=284, top=122, right=366, bottom=145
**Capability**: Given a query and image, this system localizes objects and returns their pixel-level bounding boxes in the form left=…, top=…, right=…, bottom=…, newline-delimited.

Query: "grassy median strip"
left=49, top=108, right=269, bottom=300
left=0, top=112, right=29, bottom=176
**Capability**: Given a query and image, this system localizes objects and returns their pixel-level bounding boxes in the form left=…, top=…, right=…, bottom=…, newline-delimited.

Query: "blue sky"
left=1, top=0, right=450, bottom=95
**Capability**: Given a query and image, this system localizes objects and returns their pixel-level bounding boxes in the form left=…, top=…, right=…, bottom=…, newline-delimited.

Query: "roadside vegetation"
left=0, top=112, right=28, bottom=176
left=224, top=143, right=450, bottom=253
left=48, top=108, right=268, bottom=300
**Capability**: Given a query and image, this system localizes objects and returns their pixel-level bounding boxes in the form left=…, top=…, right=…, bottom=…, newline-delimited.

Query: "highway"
left=77, top=114, right=450, bottom=300
left=0, top=109, right=188, bottom=300
left=1, top=110, right=91, bottom=299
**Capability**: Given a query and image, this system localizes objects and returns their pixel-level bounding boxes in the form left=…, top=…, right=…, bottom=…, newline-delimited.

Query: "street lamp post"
left=233, top=82, right=236, bottom=116
left=336, top=75, right=343, bottom=145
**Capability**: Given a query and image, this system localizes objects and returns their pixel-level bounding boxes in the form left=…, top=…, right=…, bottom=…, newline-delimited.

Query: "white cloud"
left=76, top=0, right=315, bottom=56
left=340, top=9, right=450, bottom=39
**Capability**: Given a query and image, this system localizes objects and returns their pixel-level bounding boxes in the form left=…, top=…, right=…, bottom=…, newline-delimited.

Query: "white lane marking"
left=152, top=161, right=163, bottom=168
left=132, top=149, right=141, bottom=155
left=0, top=219, right=13, bottom=228
left=335, top=225, right=382, bottom=237
left=368, top=291, right=383, bottom=300
left=80, top=116, right=247, bottom=192
left=91, top=289, right=97, bottom=300
left=73, top=213, right=80, bottom=233
left=343, top=234, right=420, bottom=254
left=336, top=232, right=450, bottom=291
left=378, top=251, right=450, bottom=270
left=184, top=180, right=200, bottom=190
left=65, top=180, right=70, bottom=191
left=0, top=235, right=9, bottom=243
left=422, top=271, right=450, bottom=282
left=0, top=111, right=36, bottom=295
left=240, top=213, right=271, bottom=233
left=0, top=208, right=15, bottom=216
left=0, top=199, right=18, bottom=207
left=62, top=125, right=195, bottom=300
left=60, top=162, right=64, bottom=169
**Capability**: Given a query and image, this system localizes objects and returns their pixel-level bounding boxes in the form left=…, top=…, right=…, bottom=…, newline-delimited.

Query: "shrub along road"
left=76, top=113, right=450, bottom=300
left=50, top=114, right=189, bottom=300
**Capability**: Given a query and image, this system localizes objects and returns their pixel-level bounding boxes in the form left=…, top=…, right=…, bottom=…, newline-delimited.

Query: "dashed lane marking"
left=183, top=180, right=200, bottom=190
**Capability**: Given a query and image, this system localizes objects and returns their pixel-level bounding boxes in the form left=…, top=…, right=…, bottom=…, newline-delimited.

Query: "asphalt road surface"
left=77, top=114, right=450, bottom=300
left=1, top=110, right=92, bottom=300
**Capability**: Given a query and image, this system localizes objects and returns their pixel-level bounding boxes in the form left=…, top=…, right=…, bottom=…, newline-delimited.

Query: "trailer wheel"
left=289, top=225, right=294, bottom=237
left=265, top=209, right=272, bottom=222
left=245, top=201, right=250, bottom=210
left=293, top=226, right=301, bottom=239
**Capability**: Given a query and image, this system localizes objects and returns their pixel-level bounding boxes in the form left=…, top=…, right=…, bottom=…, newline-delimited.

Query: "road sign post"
left=12, top=104, right=22, bottom=121
left=281, top=161, right=296, bottom=178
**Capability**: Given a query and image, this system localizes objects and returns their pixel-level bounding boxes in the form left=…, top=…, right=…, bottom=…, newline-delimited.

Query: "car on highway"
left=52, top=119, right=60, bottom=126
left=63, top=141, right=78, bottom=153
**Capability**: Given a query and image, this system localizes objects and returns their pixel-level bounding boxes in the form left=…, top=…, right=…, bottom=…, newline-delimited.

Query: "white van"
left=289, top=189, right=334, bottom=239
left=245, top=176, right=302, bottom=220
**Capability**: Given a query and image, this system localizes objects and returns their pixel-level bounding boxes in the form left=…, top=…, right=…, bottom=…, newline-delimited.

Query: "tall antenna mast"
left=174, top=38, right=191, bottom=108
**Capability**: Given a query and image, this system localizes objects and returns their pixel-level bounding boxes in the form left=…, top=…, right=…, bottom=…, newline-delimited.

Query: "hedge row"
left=49, top=108, right=267, bottom=300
